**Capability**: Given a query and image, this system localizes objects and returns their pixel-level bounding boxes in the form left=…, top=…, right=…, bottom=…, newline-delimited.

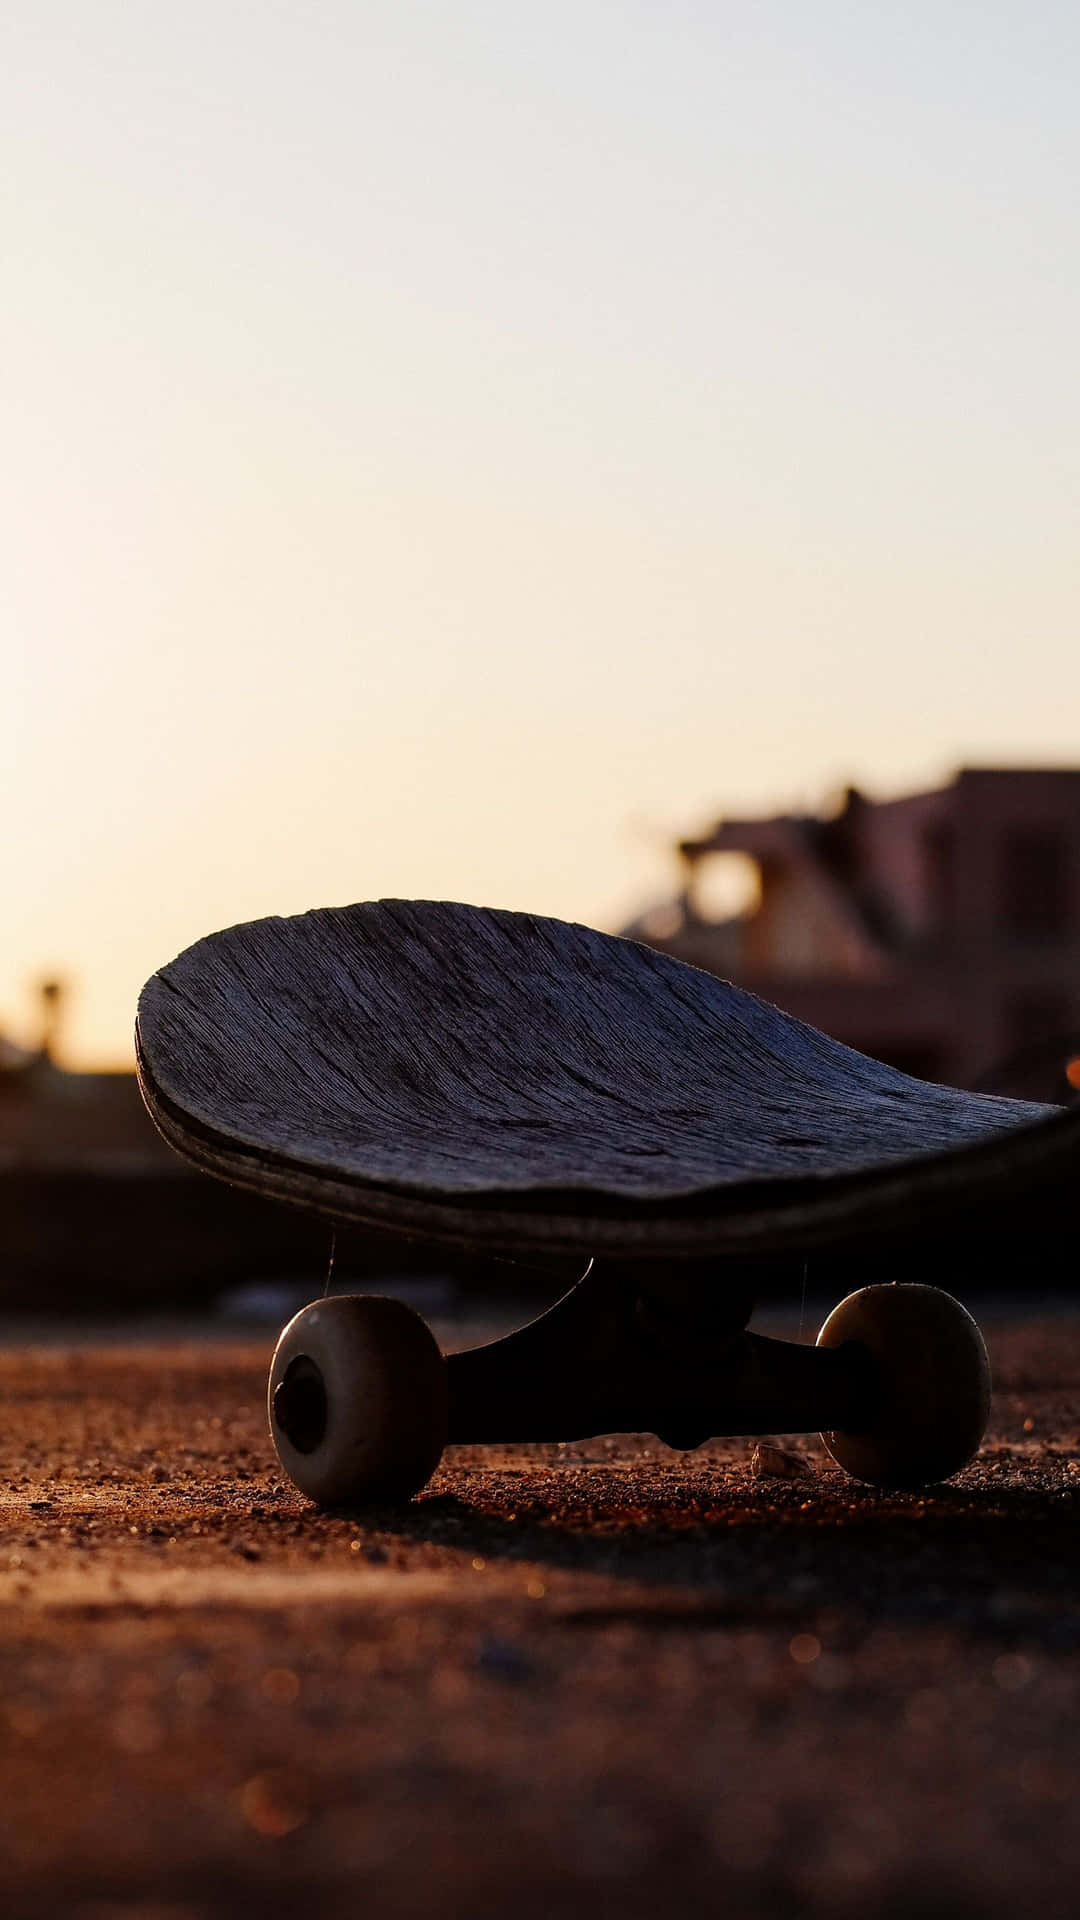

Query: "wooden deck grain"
left=135, top=903, right=1078, bottom=1261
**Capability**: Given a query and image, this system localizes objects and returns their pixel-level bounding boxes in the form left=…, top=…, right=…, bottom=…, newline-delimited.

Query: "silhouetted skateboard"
left=136, top=901, right=1080, bottom=1507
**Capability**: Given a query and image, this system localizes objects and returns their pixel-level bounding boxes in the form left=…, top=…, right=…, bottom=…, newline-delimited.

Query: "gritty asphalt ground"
left=0, top=1303, right=1078, bottom=1920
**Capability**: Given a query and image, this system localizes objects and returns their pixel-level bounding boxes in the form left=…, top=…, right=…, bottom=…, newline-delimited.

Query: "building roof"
left=0, top=1055, right=177, bottom=1173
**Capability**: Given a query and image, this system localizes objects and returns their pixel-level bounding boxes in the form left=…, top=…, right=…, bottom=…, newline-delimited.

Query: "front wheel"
left=268, top=1295, right=447, bottom=1506
left=816, top=1283, right=991, bottom=1490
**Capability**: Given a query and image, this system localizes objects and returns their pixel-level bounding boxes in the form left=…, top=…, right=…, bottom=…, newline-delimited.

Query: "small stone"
left=474, top=1636, right=536, bottom=1684
left=239, top=1768, right=308, bottom=1837
left=750, top=1443, right=811, bottom=1480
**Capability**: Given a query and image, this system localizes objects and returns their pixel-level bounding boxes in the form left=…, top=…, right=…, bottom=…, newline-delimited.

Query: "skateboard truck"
left=442, top=1263, right=875, bottom=1448
left=266, top=1265, right=992, bottom=1508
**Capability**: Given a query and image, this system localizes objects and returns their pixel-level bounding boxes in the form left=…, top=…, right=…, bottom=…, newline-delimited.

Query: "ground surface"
left=0, top=1303, right=1078, bottom=1919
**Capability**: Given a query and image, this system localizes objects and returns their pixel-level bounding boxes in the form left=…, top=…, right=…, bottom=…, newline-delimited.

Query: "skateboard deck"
left=137, top=901, right=1072, bottom=1501
left=135, top=900, right=1079, bottom=1265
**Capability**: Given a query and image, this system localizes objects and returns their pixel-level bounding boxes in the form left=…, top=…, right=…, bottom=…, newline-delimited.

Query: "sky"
left=4, top=1, right=1079, bottom=1064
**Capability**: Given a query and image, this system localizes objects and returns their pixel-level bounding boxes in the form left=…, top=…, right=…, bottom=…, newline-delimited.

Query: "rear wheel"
left=268, top=1295, right=447, bottom=1505
left=816, top=1283, right=991, bottom=1490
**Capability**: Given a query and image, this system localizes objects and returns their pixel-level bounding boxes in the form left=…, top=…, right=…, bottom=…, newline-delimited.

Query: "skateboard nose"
left=272, top=1356, right=329, bottom=1455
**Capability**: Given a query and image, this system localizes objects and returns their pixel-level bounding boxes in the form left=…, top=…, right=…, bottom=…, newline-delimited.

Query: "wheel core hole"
left=273, top=1355, right=329, bottom=1454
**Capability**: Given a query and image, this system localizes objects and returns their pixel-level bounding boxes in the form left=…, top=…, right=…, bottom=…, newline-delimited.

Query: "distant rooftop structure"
left=0, top=1029, right=32, bottom=1073
left=625, top=767, right=1080, bottom=1098
left=0, top=1049, right=177, bottom=1173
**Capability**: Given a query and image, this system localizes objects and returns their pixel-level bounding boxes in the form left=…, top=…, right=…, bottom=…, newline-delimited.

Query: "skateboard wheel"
left=268, top=1295, right=447, bottom=1506
left=816, top=1284, right=991, bottom=1490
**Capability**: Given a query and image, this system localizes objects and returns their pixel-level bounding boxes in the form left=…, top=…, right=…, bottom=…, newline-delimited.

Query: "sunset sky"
left=5, top=1, right=1080, bottom=1064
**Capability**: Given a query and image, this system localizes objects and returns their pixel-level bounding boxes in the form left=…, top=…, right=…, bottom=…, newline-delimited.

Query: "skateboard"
left=136, top=900, right=1080, bottom=1506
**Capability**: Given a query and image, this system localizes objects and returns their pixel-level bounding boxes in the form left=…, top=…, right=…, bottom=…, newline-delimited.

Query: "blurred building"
left=0, top=1037, right=330, bottom=1307
left=0, top=1011, right=481, bottom=1308
left=626, top=767, right=1080, bottom=1098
